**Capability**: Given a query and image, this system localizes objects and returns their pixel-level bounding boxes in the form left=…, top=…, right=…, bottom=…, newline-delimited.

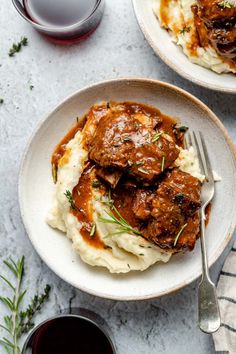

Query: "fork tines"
left=185, top=131, right=214, bottom=183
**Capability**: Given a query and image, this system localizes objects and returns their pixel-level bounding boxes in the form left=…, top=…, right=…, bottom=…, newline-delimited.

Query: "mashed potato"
left=153, top=0, right=236, bottom=74
left=47, top=128, right=204, bottom=273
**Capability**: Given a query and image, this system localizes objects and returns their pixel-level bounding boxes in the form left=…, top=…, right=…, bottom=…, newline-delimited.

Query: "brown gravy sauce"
left=72, top=162, right=105, bottom=249
left=51, top=116, right=87, bottom=168
left=51, top=102, right=196, bottom=250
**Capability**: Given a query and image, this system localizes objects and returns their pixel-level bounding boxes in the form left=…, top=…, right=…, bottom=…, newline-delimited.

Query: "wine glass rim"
left=22, top=310, right=116, bottom=353
left=12, top=0, right=103, bottom=33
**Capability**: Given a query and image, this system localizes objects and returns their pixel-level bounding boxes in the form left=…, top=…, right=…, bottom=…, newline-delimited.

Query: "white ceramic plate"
left=19, top=78, right=236, bottom=300
left=132, top=0, right=236, bottom=93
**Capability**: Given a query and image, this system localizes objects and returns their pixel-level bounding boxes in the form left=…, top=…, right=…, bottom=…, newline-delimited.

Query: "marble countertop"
left=0, top=0, right=235, bottom=353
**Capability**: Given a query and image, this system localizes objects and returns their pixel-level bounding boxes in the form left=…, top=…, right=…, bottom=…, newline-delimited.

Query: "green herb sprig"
left=90, top=223, right=96, bottom=237
left=152, top=132, right=162, bottom=143
left=218, top=0, right=234, bottom=7
left=99, top=193, right=142, bottom=238
left=161, top=156, right=166, bottom=172
left=8, top=38, right=28, bottom=57
left=0, top=257, right=51, bottom=354
left=173, top=223, right=188, bottom=246
left=64, top=190, right=79, bottom=211
left=180, top=26, right=191, bottom=35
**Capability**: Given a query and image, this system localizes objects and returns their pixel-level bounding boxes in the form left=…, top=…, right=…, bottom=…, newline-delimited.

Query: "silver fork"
left=186, top=131, right=221, bottom=334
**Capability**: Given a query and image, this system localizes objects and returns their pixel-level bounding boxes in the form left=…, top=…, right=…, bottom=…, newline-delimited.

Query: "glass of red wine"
left=12, top=0, right=105, bottom=44
left=22, top=308, right=116, bottom=354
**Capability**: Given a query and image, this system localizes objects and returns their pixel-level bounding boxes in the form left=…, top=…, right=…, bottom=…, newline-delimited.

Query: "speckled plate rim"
left=18, top=78, right=236, bottom=301
left=132, top=0, right=236, bottom=94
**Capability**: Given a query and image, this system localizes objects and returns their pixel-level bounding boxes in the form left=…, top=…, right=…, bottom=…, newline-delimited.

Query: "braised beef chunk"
left=160, top=168, right=201, bottom=216
left=89, top=111, right=179, bottom=181
left=148, top=213, right=200, bottom=251
left=192, top=0, right=236, bottom=64
left=134, top=169, right=201, bottom=251
left=96, top=167, right=122, bottom=188
left=132, top=189, right=154, bottom=220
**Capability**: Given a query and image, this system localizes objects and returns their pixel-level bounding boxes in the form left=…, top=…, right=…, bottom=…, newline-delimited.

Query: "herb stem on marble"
left=0, top=257, right=51, bottom=354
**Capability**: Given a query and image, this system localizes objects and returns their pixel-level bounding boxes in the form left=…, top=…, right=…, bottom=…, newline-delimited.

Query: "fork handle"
left=199, top=208, right=210, bottom=278
left=198, top=208, right=221, bottom=333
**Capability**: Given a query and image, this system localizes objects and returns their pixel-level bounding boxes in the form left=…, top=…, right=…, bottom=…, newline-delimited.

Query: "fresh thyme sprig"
left=0, top=257, right=51, bottom=354
left=19, top=285, right=51, bottom=335
left=99, top=193, right=142, bottom=237
left=8, top=38, right=28, bottom=57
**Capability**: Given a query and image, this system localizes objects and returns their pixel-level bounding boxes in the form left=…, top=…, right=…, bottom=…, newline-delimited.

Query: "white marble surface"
left=0, top=0, right=236, bottom=353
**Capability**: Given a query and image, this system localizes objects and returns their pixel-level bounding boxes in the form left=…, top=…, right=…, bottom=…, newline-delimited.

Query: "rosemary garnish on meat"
left=138, top=167, right=149, bottom=175
left=99, top=192, right=142, bottom=237
left=173, top=223, right=188, bottom=246
left=0, top=257, right=51, bottom=354
left=99, top=206, right=143, bottom=237
left=92, top=180, right=101, bottom=188
left=218, top=0, right=234, bottom=7
left=123, top=135, right=132, bottom=142
left=8, top=37, right=28, bottom=57
left=161, top=156, right=166, bottom=172
left=152, top=132, right=162, bottom=143
left=135, top=161, right=144, bottom=166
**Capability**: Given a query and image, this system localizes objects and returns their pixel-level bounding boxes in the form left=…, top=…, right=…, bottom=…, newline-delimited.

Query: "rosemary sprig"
left=218, top=0, right=234, bottom=7
left=173, top=223, right=188, bottom=246
left=51, top=163, right=57, bottom=184
left=138, top=167, right=149, bottom=175
left=161, top=156, right=166, bottom=172
left=90, top=223, right=96, bottom=237
left=180, top=26, right=191, bottom=35
left=64, top=190, right=79, bottom=211
left=0, top=99, right=4, bottom=105
left=152, top=132, right=162, bottom=143
left=99, top=205, right=142, bottom=237
left=0, top=257, right=51, bottom=354
left=8, top=37, right=28, bottom=57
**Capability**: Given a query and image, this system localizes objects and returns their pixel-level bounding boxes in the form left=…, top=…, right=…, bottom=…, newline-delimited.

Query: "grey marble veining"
left=0, top=0, right=236, bottom=353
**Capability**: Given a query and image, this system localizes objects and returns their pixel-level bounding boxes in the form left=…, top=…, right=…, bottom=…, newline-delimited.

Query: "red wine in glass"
left=18, top=0, right=105, bottom=44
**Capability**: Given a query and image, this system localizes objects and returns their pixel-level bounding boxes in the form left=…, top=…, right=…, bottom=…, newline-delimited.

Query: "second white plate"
left=133, top=0, right=236, bottom=93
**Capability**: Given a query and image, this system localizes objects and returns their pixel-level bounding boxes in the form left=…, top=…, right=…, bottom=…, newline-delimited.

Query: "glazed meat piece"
left=192, top=0, right=236, bottom=63
left=132, top=189, right=154, bottom=220
left=96, top=167, right=122, bottom=188
left=89, top=111, right=179, bottom=181
left=109, top=101, right=163, bottom=130
left=146, top=213, right=200, bottom=251
left=159, top=168, right=201, bottom=216
left=136, top=169, right=201, bottom=251
left=197, top=0, right=236, bottom=23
